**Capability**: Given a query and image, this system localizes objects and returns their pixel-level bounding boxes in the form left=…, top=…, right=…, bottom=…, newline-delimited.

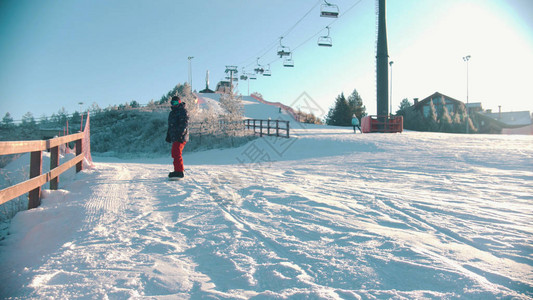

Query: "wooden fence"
left=244, top=119, right=290, bottom=138
left=0, top=132, right=86, bottom=209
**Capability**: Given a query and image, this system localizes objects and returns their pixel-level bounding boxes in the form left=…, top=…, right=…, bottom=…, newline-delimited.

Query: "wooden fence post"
left=267, top=120, right=271, bottom=136
left=28, top=151, right=42, bottom=209
left=259, top=120, right=263, bottom=137
left=50, top=146, right=59, bottom=190
left=76, top=138, right=82, bottom=173
left=276, top=120, right=279, bottom=137
left=286, top=121, right=290, bottom=138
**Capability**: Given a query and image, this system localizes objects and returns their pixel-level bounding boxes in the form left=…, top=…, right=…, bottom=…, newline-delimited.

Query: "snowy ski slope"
left=0, top=98, right=532, bottom=298
left=197, top=93, right=295, bottom=121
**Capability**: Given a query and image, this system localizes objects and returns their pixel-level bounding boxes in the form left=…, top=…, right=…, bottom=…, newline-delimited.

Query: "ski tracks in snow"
left=17, top=163, right=211, bottom=299
left=3, top=130, right=532, bottom=299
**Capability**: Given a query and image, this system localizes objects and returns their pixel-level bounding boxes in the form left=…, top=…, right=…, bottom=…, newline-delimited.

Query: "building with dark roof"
left=413, top=92, right=477, bottom=119
left=411, top=92, right=532, bottom=134
left=477, top=111, right=532, bottom=134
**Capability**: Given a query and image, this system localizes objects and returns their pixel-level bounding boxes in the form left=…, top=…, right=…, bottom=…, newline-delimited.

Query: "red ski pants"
left=171, top=142, right=186, bottom=172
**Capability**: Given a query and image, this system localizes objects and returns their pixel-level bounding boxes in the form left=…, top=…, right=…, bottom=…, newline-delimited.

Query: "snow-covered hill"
left=197, top=93, right=295, bottom=121
left=0, top=125, right=532, bottom=299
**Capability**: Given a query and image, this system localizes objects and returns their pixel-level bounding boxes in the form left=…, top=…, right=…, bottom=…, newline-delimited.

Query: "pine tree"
left=130, top=100, right=140, bottom=108
left=51, top=108, right=69, bottom=126
left=326, top=93, right=351, bottom=126
left=21, top=112, right=38, bottom=139
left=347, top=89, right=367, bottom=120
left=396, top=98, right=411, bottom=116
left=1, top=112, right=15, bottom=130
left=396, top=98, right=422, bottom=131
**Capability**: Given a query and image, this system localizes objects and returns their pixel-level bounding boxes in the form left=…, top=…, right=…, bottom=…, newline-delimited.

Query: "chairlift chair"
left=255, top=57, right=265, bottom=74
left=240, top=68, right=248, bottom=80
left=317, top=26, right=333, bottom=47
left=263, top=64, right=272, bottom=76
left=277, top=37, right=292, bottom=58
left=318, top=36, right=332, bottom=47
left=277, top=47, right=291, bottom=57
left=320, top=0, right=339, bottom=18
left=283, top=55, right=294, bottom=68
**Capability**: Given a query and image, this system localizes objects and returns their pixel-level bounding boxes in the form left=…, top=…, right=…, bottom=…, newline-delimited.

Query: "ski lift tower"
left=362, top=0, right=403, bottom=133
left=225, top=65, right=238, bottom=92
left=376, top=0, right=388, bottom=121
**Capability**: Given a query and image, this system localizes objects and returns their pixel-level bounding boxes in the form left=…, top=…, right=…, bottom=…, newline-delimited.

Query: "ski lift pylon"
left=320, top=0, right=339, bottom=18
left=318, top=26, right=333, bottom=47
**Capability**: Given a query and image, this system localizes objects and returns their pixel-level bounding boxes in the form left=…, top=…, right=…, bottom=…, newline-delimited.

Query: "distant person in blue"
left=351, top=114, right=361, bottom=133
left=166, top=96, right=189, bottom=179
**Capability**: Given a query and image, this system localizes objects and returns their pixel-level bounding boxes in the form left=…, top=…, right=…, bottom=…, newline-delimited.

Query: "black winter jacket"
left=166, top=103, right=189, bottom=143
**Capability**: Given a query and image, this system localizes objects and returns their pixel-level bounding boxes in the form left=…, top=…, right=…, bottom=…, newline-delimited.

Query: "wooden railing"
left=244, top=119, right=290, bottom=138
left=0, top=132, right=86, bottom=209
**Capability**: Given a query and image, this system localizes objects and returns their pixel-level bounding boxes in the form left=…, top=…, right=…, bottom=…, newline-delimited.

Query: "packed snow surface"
left=1, top=126, right=532, bottom=299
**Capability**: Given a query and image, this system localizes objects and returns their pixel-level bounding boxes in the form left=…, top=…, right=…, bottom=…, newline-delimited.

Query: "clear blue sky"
left=1, top=0, right=532, bottom=121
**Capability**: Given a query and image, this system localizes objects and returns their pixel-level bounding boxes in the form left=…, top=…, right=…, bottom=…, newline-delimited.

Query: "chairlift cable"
left=239, top=0, right=365, bottom=74
left=281, top=0, right=322, bottom=38
left=264, top=0, right=364, bottom=66
left=237, top=39, right=278, bottom=68
left=290, top=0, right=365, bottom=53
left=237, top=0, right=321, bottom=68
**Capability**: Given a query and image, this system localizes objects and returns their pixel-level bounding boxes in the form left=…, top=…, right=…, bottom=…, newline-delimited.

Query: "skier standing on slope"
left=351, top=114, right=361, bottom=133
left=166, top=95, right=189, bottom=179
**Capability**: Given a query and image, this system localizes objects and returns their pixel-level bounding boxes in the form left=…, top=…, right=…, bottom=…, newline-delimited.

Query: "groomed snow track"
left=1, top=127, right=532, bottom=299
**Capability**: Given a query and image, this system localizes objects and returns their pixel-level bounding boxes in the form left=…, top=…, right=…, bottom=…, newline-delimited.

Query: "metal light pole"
left=463, top=55, right=471, bottom=134
left=389, top=60, right=394, bottom=117
left=188, top=56, right=194, bottom=89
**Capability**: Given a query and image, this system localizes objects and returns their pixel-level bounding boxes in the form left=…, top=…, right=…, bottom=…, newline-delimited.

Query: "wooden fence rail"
left=244, top=119, right=290, bottom=138
left=0, top=131, right=85, bottom=209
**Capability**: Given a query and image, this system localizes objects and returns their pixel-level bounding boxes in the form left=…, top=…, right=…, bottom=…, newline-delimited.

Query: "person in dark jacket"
left=166, top=96, right=189, bottom=179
